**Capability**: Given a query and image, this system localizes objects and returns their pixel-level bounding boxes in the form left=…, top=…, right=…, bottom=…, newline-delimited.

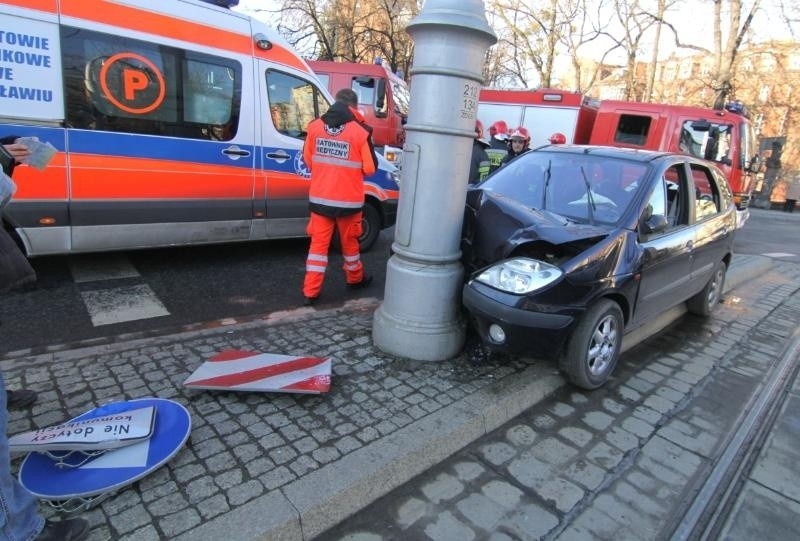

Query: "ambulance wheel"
left=358, top=204, right=381, bottom=252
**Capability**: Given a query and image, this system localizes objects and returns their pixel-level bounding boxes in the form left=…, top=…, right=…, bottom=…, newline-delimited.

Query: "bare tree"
left=491, top=0, right=571, bottom=87
left=652, top=0, right=761, bottom=107
left=600, top=0, right=658, bottom=100
left=711, top=0, right=761, bottom=108
left=271, top=0, right=417, bottom=77
left=559, top=0, right=618, bottom=92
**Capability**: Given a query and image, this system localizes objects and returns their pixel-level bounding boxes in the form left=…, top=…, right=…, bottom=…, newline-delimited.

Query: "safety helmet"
left=549, top=132, right=567, bottom=144
left=509, top=127, right=530, bottom=142
left=489, top=120, right=509, bottom=140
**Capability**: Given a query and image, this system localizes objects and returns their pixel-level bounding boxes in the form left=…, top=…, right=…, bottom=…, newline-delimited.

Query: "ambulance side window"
left=266, top=70, right=330, bottom=139
left=61, top=26, right=241, bottom=141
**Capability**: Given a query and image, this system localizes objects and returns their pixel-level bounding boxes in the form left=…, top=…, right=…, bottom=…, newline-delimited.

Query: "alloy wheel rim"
left=706, top=269, right=723, bottom=309
left=587, top=314, right=618, bottom=376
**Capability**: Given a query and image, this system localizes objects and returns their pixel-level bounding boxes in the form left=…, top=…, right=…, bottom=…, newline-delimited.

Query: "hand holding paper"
left=16, top=136, right=57, bottom=170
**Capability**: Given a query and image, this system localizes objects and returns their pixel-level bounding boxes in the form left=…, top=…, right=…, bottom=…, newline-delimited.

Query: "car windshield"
left=479, top=151, right=649, bottom=225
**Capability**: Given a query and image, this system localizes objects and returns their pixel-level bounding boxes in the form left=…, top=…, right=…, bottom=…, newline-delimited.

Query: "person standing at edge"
left=469, top=120, right=490, bottom=184
left=301, top=89, right=378, bottom=305
left=1, top=138, right=40, bottom=410
left=1, top=374, right=91, bottom=541
left=1, top=138, right=89, bottom=540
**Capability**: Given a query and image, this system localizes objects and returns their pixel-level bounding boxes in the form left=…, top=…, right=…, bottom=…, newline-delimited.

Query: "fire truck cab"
left=308, top=59, right=408, bottom=166
left=589, top=100, right=759, bottom=209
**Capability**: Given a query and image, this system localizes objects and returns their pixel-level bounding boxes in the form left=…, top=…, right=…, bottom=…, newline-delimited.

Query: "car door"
left=255, top=63, right=330, bottom=239
left=632, top=161, right=696, bottom=324
left=687, top=161, right=735, bottom=290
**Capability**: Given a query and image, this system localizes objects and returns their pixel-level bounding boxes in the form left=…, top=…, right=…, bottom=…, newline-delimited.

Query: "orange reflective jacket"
left=303, top=103, right=378, bottom=217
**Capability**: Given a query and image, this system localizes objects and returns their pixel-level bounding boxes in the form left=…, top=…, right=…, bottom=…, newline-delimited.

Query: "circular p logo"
left=99, top=53, right=166, bottom=115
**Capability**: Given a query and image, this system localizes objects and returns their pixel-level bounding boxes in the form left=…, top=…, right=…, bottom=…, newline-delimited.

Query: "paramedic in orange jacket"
left=301, top=88, right=378, bottom=305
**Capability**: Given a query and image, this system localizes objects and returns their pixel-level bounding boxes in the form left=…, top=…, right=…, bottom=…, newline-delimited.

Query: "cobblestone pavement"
left=2, top=299, right=560, bottom=541
left=0, top=254, right=780, bottom=541
left=317, top=260, right=800, bottom=541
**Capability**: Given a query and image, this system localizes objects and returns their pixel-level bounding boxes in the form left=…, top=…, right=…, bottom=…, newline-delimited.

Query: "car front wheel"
left=559, top=299, right=623, bottom=390
left=687, top=260, right=726, bottom=317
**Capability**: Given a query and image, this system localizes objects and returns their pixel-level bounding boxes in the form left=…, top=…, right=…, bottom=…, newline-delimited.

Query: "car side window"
left=664, top=165, right=688, bottom=228
left=265, top=70, right=330, bottom=139
left=642, top=164, right=689, bottom=238
left=690, top=163, right=721, bottom=220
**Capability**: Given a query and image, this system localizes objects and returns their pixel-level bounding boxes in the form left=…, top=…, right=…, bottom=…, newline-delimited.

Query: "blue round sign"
left=19, top=398, right=191, bottom=501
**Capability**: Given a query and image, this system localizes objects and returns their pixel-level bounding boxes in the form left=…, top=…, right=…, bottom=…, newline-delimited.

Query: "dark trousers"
left=784, top=199, right=797, bottom=212
left=0, top=228, right=35, bottom=293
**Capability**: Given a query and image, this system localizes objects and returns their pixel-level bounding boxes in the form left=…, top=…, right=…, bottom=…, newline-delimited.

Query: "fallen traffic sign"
left=183, top=349, right=332, bottom=394
left=18, top=398, right=191, bottom=512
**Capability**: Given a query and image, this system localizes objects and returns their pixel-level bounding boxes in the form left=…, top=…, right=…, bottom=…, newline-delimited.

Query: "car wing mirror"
left=642, top=214, right=669, bottom=234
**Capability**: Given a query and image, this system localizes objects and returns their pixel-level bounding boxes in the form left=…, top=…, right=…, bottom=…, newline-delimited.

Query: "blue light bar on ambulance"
left=199, top=0, right=239, bottom=7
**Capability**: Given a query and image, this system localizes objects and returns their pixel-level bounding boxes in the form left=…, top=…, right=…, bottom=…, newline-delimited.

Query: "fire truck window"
left=391, top=79, right=410, bottom=117
left=614, top=114, right=650, bottom=146
left=266, top=70, right=330, bottom=139
left=315, top=74, right=330, bottom=90
left=351, top=77, right=376, bottom=106
left=681, top=120, right=733, bottom=164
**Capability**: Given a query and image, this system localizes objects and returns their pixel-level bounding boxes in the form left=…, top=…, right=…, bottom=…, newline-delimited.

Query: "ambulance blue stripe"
left=68, top=131, right=255, bottom=168
left=0, top=126, right=398, bottom=190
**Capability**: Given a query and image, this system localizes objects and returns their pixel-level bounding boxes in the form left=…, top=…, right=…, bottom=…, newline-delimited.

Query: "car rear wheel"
left=687, top=260, right=726, bottom=317
left=559, top=299, right=623, bottom=390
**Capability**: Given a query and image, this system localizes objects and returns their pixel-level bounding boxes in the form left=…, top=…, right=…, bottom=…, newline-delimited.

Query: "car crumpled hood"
left=467, top=191, right=610, bottom=264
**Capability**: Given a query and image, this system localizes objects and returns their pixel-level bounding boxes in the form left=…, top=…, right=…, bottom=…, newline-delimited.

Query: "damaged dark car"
left=461, top=145, right=736, bottom=389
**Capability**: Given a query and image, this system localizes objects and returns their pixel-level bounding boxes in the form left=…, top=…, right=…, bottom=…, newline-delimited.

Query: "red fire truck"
left=308, top=60, right=409, bottom=166
left=477, top=88, right=760, bottom=209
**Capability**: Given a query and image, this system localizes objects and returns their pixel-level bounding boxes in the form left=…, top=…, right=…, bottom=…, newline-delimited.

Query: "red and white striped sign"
left=183, top=349, right=331, bottom=394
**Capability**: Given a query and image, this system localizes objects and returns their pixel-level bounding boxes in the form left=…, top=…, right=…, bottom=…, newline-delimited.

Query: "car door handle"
left=222, top=145, right=251, bottom=157
left=266, top=150, right=291, bottom=163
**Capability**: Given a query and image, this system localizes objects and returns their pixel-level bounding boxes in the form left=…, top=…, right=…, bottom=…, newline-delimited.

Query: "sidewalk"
left=1, top=254, right=774, bottom=541
left=715, top=330, right=800, bottom=540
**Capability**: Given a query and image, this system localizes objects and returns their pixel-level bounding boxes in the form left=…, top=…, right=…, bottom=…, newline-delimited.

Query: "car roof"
left=530, top=144, right=680, bottom=164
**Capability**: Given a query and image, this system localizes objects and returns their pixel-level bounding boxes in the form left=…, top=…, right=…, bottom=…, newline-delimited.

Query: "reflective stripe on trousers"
left=302, top=211, right=363, bottom=299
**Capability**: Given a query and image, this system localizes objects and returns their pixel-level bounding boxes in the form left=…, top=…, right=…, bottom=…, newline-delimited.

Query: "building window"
left=760, top=54, right=777, bottom=71
left=759, top=84, right=770, bottom=103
